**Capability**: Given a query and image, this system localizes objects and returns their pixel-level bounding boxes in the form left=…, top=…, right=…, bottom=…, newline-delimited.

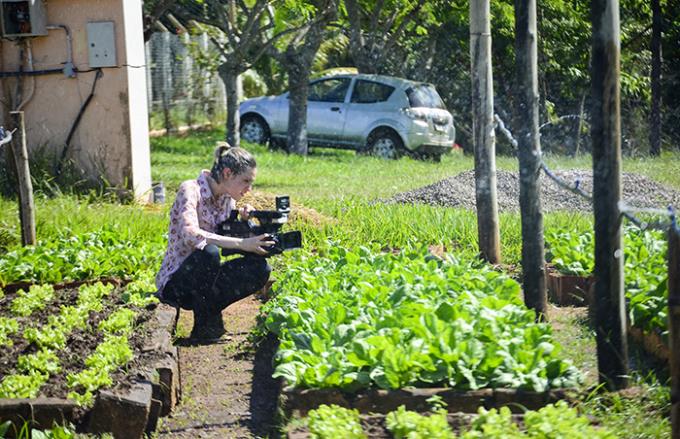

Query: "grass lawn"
left=0, top=128, right=676, bottom=437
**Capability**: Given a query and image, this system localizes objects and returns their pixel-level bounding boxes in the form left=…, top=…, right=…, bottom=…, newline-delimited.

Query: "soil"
left=158, top=296, right=280, bottom=439
left=386, top=169, right=680, bottom=213
left=0, top=283, right=157, bottom=422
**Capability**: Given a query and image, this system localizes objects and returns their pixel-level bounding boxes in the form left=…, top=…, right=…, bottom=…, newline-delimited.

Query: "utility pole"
left=470, top=0, right=501, bottom=264
left=591, top=0, right=628, bottom=390
left=515, top=0, right=547, bottom=318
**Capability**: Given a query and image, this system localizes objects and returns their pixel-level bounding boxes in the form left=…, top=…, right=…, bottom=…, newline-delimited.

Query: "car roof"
left=316, top=73, right=431, bottom=89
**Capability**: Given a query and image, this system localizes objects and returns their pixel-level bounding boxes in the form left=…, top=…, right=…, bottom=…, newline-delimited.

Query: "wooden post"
left=515, top=0, right=547, bottom=318
left=591, top=0, right=628, bottom=390
left=470, top=0, right=501, bottom=264
left=669, top=225, right=680, bottom=439
left=649, top=0, right=662, bottom=157
left=10, top=111, right=36, bottom=246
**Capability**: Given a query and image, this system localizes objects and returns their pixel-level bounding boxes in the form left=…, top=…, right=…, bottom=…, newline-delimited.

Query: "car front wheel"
left=367, top=129, right=403, bottom=160
left=240, top=115, right=269, bottom=145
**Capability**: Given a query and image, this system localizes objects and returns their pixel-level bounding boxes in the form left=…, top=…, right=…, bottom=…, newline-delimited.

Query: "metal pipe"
left=46, top=24, right=73, bottom=67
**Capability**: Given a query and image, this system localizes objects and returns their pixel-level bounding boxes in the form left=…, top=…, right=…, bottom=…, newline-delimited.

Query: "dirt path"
left=157, top=297, right=279, bottom=439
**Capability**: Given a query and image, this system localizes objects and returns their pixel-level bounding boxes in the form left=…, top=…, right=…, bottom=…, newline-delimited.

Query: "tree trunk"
left=287, top=68, right=309, bottom=155
left=591, top=0, right=628, bottom=390
left=515, top=0, right=547, bottom=319
left=650, top=0, right=662, bottom=156
left=470, top=0, right=501, bottom=264
left=218, top=63, right=240, bottom=147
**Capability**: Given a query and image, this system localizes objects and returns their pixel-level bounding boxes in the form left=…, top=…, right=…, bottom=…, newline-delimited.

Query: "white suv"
left=239, top=74, right=456, bottom=161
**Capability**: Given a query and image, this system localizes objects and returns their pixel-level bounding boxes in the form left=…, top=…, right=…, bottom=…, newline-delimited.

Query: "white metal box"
left=87, top=21, right=117, bottom=68
left=0, top=0, right=47, bottom=38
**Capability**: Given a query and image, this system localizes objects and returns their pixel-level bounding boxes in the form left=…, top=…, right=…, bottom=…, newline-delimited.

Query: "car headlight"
left=401, top=108, right=429, bottom=121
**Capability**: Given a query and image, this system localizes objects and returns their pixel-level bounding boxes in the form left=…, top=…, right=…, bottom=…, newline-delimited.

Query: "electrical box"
left=0, top=0, right=47, bottom=38
left=87, top=21, right=117, bottom=68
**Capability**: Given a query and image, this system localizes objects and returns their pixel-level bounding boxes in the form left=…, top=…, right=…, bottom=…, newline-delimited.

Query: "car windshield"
left=406, top=84, right=445, bottom=109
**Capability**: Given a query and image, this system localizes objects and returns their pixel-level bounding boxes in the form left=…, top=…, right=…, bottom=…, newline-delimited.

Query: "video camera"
left=217, top=195, right=302, bottom=257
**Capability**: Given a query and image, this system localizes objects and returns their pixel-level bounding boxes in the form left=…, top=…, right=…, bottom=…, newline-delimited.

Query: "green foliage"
left=386, top=406, right=453, bottom=439
left=121, top=270, right=160, bottom=307
left=10, top=284, right=55, bottom=317
left=545, top=231, right=594, bottom=275
left=0, top=316, right=19, bottom=347
left=265, top=245, right=580, bottom=391
left=546, top=226, right=669, bottom=337
left=17, top=349, right=61, bottom=375
left=0, top=230, right=164, bottom=286
left=98, top=308, right=136, bottom=335
left=0, top=371, right=48, bottom=398
left=67, top=335, right=134, bottom=406
left=307, top=404, right=365, bottom=439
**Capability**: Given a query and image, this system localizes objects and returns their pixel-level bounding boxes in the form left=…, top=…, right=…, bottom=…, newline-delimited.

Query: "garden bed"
left=280, top=385, right=571, bottom=418
left=0, top=279, right=180, bottom=438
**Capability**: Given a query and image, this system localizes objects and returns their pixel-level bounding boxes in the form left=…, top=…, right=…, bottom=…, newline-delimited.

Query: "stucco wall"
left=0, top=0, right=151, bottom=201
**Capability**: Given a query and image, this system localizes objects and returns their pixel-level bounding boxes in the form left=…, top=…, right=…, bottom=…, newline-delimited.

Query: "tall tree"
left=343, top=0, right=427, bottom=74
left=269, top=0, right=338, bottom=155
left=173, top=0, right=302, bottom=146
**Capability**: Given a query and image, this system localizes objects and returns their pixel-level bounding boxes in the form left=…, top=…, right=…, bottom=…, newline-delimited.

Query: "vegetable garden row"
left=0, top=214, right=671, bottom=436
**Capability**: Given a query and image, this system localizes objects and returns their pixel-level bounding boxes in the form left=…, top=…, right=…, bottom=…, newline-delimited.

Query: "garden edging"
left=280, top=384, right=572, bottom=418
left=0, top=300, right=180, bottom=438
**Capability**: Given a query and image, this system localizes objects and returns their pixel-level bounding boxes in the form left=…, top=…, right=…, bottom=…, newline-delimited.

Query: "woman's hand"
left=239, top=204, right=255, bottom=221
left=240, top=234, right=275, bottom=255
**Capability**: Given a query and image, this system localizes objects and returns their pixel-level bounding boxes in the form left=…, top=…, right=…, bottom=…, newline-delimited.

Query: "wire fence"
left=494, top=113, right=679, bottom=236
left=145, top=32, right=226, bottom=132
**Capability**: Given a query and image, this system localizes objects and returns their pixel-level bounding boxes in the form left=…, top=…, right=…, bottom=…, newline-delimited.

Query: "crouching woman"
left=155, top=144, right=273, bottom=339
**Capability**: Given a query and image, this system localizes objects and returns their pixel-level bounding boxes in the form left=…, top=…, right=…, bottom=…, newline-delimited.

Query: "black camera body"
left=217, top=195, right=302, bottom=256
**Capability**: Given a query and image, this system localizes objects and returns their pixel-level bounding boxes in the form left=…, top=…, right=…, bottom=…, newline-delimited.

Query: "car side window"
left=308, top=78, right=351, bottom=103
left=350, top=80, right=395, bottom=104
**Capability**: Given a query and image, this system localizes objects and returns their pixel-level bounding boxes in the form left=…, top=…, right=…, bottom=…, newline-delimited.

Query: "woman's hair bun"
left=214, top=141, right=232, bottom=161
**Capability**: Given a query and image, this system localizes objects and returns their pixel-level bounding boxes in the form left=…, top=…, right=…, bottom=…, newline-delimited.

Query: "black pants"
left=163, top=244, right=271, bottom=312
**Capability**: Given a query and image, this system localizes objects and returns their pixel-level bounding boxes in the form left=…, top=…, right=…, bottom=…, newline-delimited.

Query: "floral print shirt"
left=155, top=170, right=235, bottom=294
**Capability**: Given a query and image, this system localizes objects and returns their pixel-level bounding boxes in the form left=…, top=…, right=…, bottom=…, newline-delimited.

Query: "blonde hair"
left=210, top=142, right=256, bottom=182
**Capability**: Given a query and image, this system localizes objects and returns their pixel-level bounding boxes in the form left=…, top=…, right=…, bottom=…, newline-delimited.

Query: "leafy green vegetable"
left=9, top=284, right=55, bottom=317
left=0, top=316, right=19, bottom=347
left=98, top=308, right=136, bottom=335
left=0, top=230, right=164, bottom=286
left=67, top=335, right=134, bottom=406
left=386, top=406, right=453, bottom=439
left=264, top=245, right=581, bottom=392
left=307, top=404, right=365, bottom=439
left=17, top=349, right=61, bottom=375
left=462, top=402, right=616, bottom=438
left=545, top=230, right=594, bottom=276
left=0, top=371, right=48, bottom=398
left=547, top=227, right=669, bottom=338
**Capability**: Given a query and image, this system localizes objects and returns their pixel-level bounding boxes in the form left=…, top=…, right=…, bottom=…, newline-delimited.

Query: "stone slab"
left=0, top=398, right=78, bottom=438
left=88, top=381, right=153, bottom=439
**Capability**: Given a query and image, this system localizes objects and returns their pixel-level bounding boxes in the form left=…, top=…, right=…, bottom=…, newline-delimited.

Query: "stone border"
left=628, top=325, right=669, bottom=362
left=546, top=268, right=593, bottom=306
left=0, top=303, right=180, bottom=439
left=280, top=385, right=572, bottom=418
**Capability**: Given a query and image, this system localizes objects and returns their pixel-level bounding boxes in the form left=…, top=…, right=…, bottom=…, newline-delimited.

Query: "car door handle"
left=330, top=107, right=341, bottom=112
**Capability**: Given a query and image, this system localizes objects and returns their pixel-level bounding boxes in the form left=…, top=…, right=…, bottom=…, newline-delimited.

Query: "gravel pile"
left=387, top=170, right=680, bottom=213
